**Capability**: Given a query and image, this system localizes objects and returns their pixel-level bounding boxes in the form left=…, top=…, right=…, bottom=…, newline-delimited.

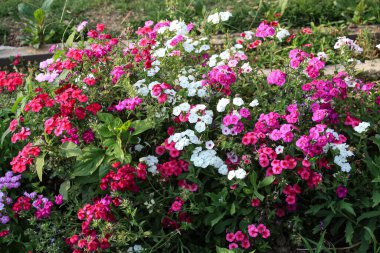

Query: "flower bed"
left=0, top=14, right=380, bottom=253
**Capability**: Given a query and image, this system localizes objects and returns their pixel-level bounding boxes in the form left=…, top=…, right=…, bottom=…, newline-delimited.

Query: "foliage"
left=17, top=0, right=55, bottom=48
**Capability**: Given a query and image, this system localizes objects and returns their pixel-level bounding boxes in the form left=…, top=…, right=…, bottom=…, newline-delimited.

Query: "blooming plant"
left=0, top=13, right=380, bottom=253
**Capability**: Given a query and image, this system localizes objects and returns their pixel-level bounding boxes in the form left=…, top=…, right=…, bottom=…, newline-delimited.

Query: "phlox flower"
left=256, top=21, right=275, bottom=38
left=353, top=122, right=370, bottom=133
left=267, top=70, right=286, bottom=86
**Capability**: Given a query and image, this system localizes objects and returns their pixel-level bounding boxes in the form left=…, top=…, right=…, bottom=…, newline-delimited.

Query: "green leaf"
left=65, top=30, right=76, bottom=48
left=116, top=120, right=132, bottom=132
left=357, top=209, right=380, bottom=222
left=59, top=180, right=70, bottom=200
left=249, top=171, right=258, bottom=189
left=214, top=218, right=233, bottom=234
left=35, top=153, right=45, bottom=182
left=59, top=142, right=82, bottom=158
left=253, top=190, right=264, bottom=201
left=33, top=9, right=45, bottom=25
left=18, top=3, right=34, bottom=19
left=211, top=212, right=226, bottom=227
left=230, top=202, right=236, bottom=215
left=372, top=191, right=380, bottom=207
left=338, top=201, right=356, bottom=216
left=1, top=128, right=11, bottom=146
left=363, top=226, right=378, bottom=244
left=216, top=246, right=234, bottom=253
left=12, top=96, right=24, bottom=113
left=103, top=137, right=126, bottom=162
left=372, top=177, right=380, bottom=183
left=258, top=176, right=275, bottom=188
left=71, top=146, right=105, bottom=177
left=53, top=69, right=70, bottom=86
left=97, top=113, right=114, bottom=124
left=41, top=0, right=53, bottom=11
left=130, top=119, right=155, bottom=136
left=279, top=0, right=289, bottom=15
left=345, top=222, right=354, bottom=245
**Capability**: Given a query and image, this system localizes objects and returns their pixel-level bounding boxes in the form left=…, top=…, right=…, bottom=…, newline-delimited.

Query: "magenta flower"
left=256, top=21, right=275, bottom=38
left=55, top=194, right=63, bottom=205
left=82, top=129, right=95, bottom=144
left=336, top=186, right=348, bottom=198
left=267, top=70, right=286, bottom=86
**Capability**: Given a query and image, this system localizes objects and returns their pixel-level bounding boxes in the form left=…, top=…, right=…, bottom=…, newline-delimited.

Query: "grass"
left=0, top=0, right=379, bottom=46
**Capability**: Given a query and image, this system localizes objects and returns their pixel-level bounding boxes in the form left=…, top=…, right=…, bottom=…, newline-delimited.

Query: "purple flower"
left=0, top=216, right=9, bottom=224
left=336, top=186, right=348, bottom=199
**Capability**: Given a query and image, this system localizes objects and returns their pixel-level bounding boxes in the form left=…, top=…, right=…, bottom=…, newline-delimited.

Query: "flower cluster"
left=10, top=143, right=41, bottom=173
left=226, top=224, right=270, bottom=250
left=100, top=162, right=147, bottom=192
left=12, top=192, right=61, bottom=220
left=67, top=196, right=114, bottom=253
left=0, top=71, right=24, bottom=93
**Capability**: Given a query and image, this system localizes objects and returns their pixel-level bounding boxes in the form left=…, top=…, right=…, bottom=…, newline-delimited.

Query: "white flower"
left=241, top=62, right=252, bottom=73
left=275, top=145, right=284, bottom=154
left=317, top=52, right=328, bottom=61
left=134, top=144, right=144, bottom=152
left=179, top=102, right=191, bottom=112
left=249, top=99, right=259, bottom=107
left=198, top=44, right=210, bottom=52
left=276, top=29, right=290, bottom=42
left=218, top=165, right=228, bottom=175
left=334, top=36, right=363, bottom=53
left=227, top=170, right=236, bottom=180
left=207, top=13, right=220, bottom=24
left=217, top=98, right=230, bottom=112
left=235, top=168, right=247, bottom=179
left=197, top=89, right=207, bottom=97
left=188, top=113, right=198, bottom=123
left=195, top=121, right=206, bottom=133
left=172, top=106, right=181, bottom=116
left=202, top=114, right=213, bottom=125
left=377, top=44, right=380, bottom=50
left=205, top=140, right=215, bottom=149
left=243, top=31, right=254, bottom=40
left=183, top=41, right=195, bottom=52
left=220, top=11, right=232, bottom=21
left=154, top=48, right=166, bottom=57
left=220, top=50, right=230, bottom=60
left=353, top=122, right=370, bottom=133
left=233, top=97, right=244, bottom=106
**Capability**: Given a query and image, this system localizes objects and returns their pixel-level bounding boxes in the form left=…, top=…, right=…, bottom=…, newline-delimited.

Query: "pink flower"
left=256, top=21, right=275, bottom=38
left=267, top=70, right=286, bottom=86
left=248, top=224, right=259, bottom=237
left=155, top=146, right=166, bottom=156
left=226, top=232, right=235, bottom=242
left=261, top=229, right=271, bottom=238
left=229, top=243, right=238, bottom=249
left=76, top=21, right=88, bottom=32
left=251, top=198, right=261, bottom=207
left=234, top=231, right=245, bottom=241
left=241, top=239, right=250, bottom=249
left=312, top=109, right=326, bottom=122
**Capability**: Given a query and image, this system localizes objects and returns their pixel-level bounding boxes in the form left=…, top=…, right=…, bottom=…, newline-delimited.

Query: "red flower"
left=86, top=103, right=102, bottom=115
